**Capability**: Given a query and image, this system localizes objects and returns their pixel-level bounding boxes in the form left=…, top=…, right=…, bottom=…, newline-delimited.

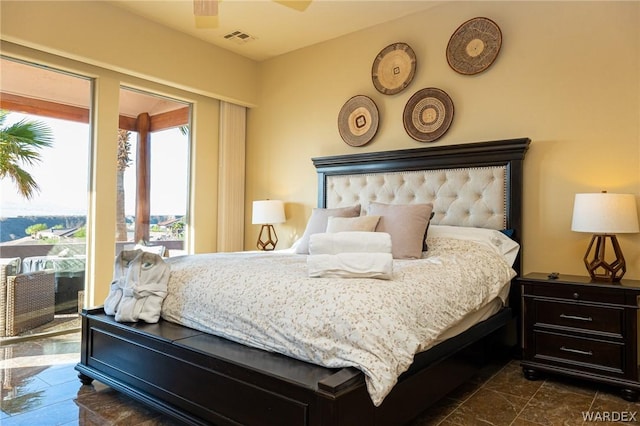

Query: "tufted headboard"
left=324, top=166, right=508, bottom=230
left=312, top=138, right=530, bottom=274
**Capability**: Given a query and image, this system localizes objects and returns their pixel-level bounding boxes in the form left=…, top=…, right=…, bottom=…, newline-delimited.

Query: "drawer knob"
left=560, top=346, right=593, bottom=356
left=573, top=292, right=580, bottom=299
left=560, top=313, right=593, bottom=322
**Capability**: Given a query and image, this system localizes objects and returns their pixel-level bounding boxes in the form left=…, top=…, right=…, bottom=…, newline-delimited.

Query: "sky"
left=0, top=113, right=188, bottom=218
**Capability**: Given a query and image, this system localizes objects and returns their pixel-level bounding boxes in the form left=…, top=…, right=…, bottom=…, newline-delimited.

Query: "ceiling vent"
left=223, top=30, right=257, bottom=45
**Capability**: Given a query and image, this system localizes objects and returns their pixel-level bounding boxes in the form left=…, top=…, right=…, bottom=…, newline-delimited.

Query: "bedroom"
left=1, top=1, right=638, bottom=299
left=1, top=0, right=639, bottom=424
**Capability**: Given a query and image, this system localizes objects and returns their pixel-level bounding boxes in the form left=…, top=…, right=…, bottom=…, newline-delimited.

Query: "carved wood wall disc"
left=337, top=95, right=379, bottom=147
left=446, top=17, right=502, bottom=75
left=403, top=88, right=454, bottom=143
left=372, top=42, right=417, bottom=95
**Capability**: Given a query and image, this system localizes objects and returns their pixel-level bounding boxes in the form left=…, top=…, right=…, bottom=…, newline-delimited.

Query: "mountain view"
left=0, top=216, right=86, bottom=243
left=0, top=215, right=183, bottom=243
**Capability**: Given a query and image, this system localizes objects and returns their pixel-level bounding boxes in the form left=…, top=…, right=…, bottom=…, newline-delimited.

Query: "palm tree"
left=0, top=110, right=53, bottom=199
left=116, top=129, right=131, bottom=241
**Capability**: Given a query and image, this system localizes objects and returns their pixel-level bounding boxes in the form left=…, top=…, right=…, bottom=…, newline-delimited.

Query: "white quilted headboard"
left=325, top=166, right=507, bottom=230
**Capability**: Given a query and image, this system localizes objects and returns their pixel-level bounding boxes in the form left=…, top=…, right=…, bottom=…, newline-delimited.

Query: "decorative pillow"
left=367, top=202, right=434, bottom=259
left=422, top=211, right=436, bottom=252
left=326, top=215, right=380, bottom=233
left=295, top=204, right=361, bottom=254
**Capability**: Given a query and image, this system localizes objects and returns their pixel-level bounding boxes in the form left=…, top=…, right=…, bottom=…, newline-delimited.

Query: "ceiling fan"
left=193, top=0, right=312, bottom=28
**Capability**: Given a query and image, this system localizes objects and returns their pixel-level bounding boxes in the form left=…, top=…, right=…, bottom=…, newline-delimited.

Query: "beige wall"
left=247, top=1, right=640, bottom=279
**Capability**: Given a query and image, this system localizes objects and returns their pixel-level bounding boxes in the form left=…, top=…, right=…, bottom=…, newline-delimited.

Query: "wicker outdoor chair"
left=1, top=264, right=55, bottom=337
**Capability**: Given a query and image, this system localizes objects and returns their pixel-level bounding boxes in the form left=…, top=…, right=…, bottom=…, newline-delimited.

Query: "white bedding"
left=161, top=236, right=516, bottom=406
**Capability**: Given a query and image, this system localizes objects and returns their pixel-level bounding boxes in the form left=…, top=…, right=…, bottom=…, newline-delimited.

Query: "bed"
left=76, top=137, right=530, bottom=426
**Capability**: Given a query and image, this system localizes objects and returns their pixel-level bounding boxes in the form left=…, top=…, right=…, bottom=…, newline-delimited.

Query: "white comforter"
left=161, top=237, right=516, bottom=406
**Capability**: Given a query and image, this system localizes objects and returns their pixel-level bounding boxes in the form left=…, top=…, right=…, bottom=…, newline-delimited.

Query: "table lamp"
left=571, top=192, right=639, bottom=281
left=252, top=200, right=286, bottom=251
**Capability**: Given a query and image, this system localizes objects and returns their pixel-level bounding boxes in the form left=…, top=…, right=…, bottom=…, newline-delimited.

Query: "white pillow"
left=427, top=225, right=520, bottom=266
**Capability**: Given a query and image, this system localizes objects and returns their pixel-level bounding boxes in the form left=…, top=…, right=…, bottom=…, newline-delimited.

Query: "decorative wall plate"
left=403, top=88, right=454, bottom=143
left=371, top=42, right=417, bottom=95
left=337, top=95, right=379, bottom=147
left=446, top=17, right=502, bottom=75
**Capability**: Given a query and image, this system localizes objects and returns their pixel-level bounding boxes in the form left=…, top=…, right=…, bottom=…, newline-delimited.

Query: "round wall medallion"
left=337, top=95, right=379, bottom=147
left=403, top=88, right=454, bottom=143
left=371, top=42, right=417, bottom=95
left=446, top=17, right=502, bottom=75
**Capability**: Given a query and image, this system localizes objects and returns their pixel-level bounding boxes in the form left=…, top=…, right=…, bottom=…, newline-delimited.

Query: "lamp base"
left=583, top=234, right=626, bottom=282
left=256, top=224, right=278, bottom=251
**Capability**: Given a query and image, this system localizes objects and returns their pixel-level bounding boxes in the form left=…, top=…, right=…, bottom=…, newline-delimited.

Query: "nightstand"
left=519, top=272, right=640, bottom=401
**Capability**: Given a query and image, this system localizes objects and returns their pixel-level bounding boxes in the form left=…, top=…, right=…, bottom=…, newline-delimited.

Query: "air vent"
left=223, top=30, right=256, bottom=44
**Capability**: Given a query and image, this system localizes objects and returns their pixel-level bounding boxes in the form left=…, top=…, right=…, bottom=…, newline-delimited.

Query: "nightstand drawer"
left=528, top=284, right=626, bottom=305
left=534, top=331, right=624, bottom=373
left=534, top=300, right=623, bottom=336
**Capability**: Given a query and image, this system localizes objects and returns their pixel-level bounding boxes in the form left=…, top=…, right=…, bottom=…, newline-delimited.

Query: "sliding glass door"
left=0, top=56, right=91, bottom=319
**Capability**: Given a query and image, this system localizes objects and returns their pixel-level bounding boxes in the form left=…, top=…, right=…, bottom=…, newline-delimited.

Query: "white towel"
left=307, top=252, right=393, bottom=280
left=309, top=232, right=392, bottom=255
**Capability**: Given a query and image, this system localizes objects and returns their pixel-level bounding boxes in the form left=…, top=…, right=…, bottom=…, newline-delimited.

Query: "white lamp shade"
left=252, top=200, right=286, bottom=224
left=571, top=193, right=639, bottom=234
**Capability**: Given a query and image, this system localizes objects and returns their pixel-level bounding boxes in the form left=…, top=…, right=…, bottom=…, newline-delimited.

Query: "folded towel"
left=307, top=252, right=393, bottom=280
left=309, top=232, right=392, bottom=255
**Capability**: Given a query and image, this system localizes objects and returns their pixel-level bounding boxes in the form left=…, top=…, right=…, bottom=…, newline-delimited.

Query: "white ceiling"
left=109, top=0, right=441, bottom=62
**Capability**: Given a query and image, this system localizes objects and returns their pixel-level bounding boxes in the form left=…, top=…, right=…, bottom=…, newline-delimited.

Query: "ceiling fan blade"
left=273, top=0, right=312, bottom=12
left=193, top=0, right=218, bottom=16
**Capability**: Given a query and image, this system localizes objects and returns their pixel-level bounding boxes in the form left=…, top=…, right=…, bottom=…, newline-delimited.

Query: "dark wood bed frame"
left=76, top=137, right=530, bottom=426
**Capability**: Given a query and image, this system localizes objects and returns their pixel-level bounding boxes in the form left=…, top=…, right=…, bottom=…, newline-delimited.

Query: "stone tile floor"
left=1, top=332, right=638, bottom=425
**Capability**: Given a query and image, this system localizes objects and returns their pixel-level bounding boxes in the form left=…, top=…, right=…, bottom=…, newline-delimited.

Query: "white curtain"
left=217, top=101, right=246, bottom=251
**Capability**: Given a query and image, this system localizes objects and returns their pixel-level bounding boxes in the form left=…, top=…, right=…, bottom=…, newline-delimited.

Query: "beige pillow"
left=295, top=204, right=361, bottom=254
left=326, top=215, right=380, bottom=233
left=367, top=202, right=434, bottom=259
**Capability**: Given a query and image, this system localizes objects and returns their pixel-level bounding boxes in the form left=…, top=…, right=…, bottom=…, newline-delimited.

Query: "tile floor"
left=1, top=332, right=639, bottom=425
